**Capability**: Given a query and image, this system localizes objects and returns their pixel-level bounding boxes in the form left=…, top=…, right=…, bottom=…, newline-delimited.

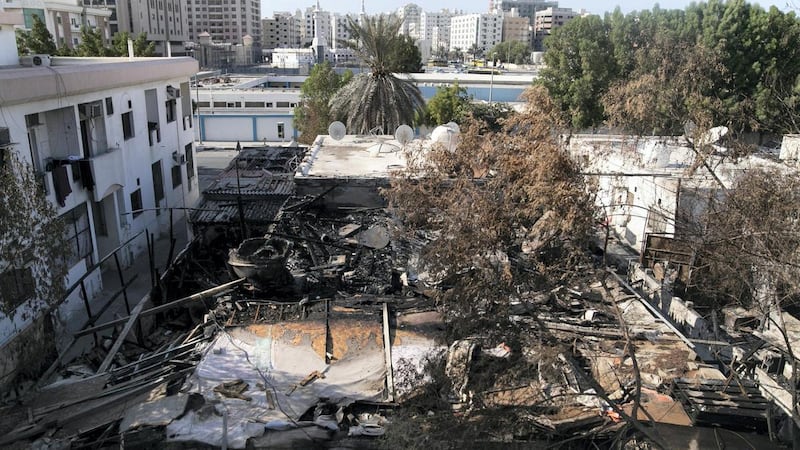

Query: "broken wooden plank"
left=75, top=278, right=246, bottom=338
left=98, top=293, right=151, bottom=373
left=383, top=302, right=395, bottom=402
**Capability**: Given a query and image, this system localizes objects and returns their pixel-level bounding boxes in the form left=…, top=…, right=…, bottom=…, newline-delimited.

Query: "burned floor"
left=0, top=145, right=791, bottom=449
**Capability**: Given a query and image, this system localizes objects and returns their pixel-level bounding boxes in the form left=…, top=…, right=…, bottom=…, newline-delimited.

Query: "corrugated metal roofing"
left=190, top=197, right=288, bottom=225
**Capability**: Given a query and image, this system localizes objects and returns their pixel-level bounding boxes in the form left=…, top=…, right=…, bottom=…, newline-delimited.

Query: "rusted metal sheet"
left=246, top=318, right=383, bottom=361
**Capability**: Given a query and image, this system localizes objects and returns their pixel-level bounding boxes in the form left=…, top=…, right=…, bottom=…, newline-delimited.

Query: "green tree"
left=602, top=33, right=725, bottom=135
left=433, top=45, right=449, bottom=61
left=294, top=62, right=352, bottom=144
left=75, top=26, right=110, bottom=57
left=111, top=32, right=155, bottom=57
left=16, top=14, right=57, bottom=56
left=536, top=15, right=618, bottom=130
left=330, top=15, right=425, bottom=134
left=0, top=152, right=68, bottom=319
left=487, top=41, right=530, bottom=64
left=423, top=82, right=471, bottom=126
left=467, top=43, right=484, bottom=61
left=390, top=35, right=423, bottom=73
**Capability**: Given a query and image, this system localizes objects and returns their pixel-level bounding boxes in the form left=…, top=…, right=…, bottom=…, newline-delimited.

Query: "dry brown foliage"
left=384, top=86, right=596, bottom=319
left=689, top=169, right=800, bottom=309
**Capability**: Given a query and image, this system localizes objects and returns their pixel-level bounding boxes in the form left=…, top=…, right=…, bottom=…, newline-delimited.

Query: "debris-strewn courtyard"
left=0, top=142, right=791, bottom=449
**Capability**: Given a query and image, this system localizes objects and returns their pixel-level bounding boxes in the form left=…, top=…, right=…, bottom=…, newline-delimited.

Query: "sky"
left=261, top=0, right=794, bottom=17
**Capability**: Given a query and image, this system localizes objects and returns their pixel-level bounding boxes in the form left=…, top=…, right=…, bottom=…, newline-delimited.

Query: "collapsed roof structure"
left=0, top=136, right=793, bottom=448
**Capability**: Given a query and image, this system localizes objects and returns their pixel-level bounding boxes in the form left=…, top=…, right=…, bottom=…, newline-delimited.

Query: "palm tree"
left=330, top=14, right=425, bottom=135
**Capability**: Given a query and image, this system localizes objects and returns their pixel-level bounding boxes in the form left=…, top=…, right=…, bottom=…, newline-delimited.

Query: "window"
left=171, top=164, right=182, bottom=188
left=130, top=189, right=143, bottom=218
left=105, top=97, right=113, bottom=115
left=0, top=266, right=35, bottom=311
left=276, top=101, right=290, bottom=108
left=245, top=101, right=263, bottom=108
left=165, top=99, right=176, bottom=123
left=122, top=111, right=134, bottom=139
left=152, top=160, right=164, bottom=205
left=277, top=122, right=285, bottom=139
left=62, top=203, right=94, bottom=267
left=185, top=143, right=195, bottom=181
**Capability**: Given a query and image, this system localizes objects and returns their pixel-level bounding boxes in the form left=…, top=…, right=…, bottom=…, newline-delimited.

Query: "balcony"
left=89, top=146, right=124, bottom=202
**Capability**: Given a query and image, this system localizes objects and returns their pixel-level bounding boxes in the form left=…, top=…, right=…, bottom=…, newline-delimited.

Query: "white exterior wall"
left=421, top=10, right=455, bottom=55
left=397, top=3, right=422, bottom=39
left=0, top=9, right=23, bottom=65
left=570, top=137, right=685, bottom=250
left=330, top=13, right=355, bottom=50
left=196, top=89, right=298, bottom=142
left=450, top=13, right=504, bottom=53
left=272, top=48, right=314, bottom=69
left=0, top=57, right=199, bottom=352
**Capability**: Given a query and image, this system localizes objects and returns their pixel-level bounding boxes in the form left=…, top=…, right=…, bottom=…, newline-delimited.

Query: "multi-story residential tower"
left=262, top=12, right=301, bottom=49
left=449, top=13, right=503, bottom=56
left=533, top=7, right=585, bottom=50
left=396, top=3, right=422, bottom=39
left=490, top=0, right=558, bottom=21
left=501, top=8, right=531, bottom=45
left=84, top=0, right=189, bottom=56
left=420, top=9, right=458, bottom=58
left=186, top=0, right=260, bottom=46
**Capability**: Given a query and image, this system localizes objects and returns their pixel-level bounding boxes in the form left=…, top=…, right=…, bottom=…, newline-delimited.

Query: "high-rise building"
left=84, top=0, right=190, bottom=56
left=396, top=3, right=422, bottom=39
left=330, top=13, right=357, bottom=50
left=533, top=7, right=586, bottom=50
left=449, top=13, right=503, bottom=56
left=501, top=8, right=531, bottom=45
left=262, top=12, right=301, bottom=49
left=300, top=5, right=329, bottom=48
left=420, top=9, right=457, bottom=57
left=492, top=0, right=558, bottom=21
left=186, top=0, right=260, bottom=46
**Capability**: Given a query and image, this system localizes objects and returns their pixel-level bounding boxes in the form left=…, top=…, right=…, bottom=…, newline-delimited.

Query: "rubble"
left=0, top=144, right=790, bottom=449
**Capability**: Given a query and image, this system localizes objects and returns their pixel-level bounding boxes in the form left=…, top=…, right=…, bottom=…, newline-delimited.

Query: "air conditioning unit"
left=79, top=103, right=103, bottom=119
left=20, top=54, right=52, bottom=67
left=88, top=103, right=103, bottom=118
left=172, top=152, right=186, bottom=165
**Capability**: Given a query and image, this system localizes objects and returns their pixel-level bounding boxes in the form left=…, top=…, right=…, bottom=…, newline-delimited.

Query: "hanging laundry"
left=52, top=164, right=72, bottom=206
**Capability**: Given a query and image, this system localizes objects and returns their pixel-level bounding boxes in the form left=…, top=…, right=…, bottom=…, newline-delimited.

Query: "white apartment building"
left=8, top=0, right=111, bottom=50
left=330, top=13, right=357, bottom=50
left=0, top=14, right=199, bottom=389
left=449, top=13, right=504, bottom=55
left=397, top=3, right=422, bottom=39
left=186, top=0, right=260, bottom=46
left=420, top=9, right=458, bottom=57
left=301, top=6, right=330, bottom=48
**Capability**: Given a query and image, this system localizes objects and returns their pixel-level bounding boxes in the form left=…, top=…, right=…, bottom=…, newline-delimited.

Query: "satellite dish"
left=328, top=121, right=346, bottom=141
left=394, top=125, right=414, bottom=146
